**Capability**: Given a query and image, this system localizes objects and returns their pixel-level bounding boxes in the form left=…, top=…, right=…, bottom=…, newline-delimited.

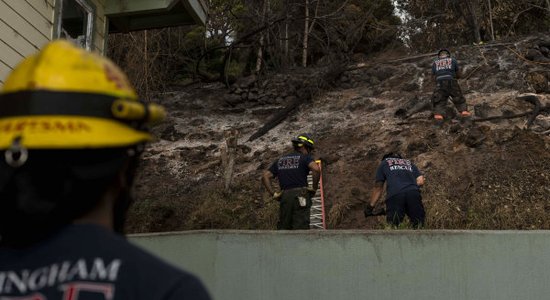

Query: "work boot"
left=460, top=111, right=471, bottom=117
left=433, top=114, right=444, bottom=128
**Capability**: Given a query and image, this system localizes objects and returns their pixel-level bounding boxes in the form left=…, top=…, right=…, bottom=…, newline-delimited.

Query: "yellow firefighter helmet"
left=0, top=40, right=165, bottom=150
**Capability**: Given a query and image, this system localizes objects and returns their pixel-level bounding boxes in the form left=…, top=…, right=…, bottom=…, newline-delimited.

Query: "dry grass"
left=327, top=201, right=353, bottom=228
left=184, top=185, right=279, bottom=230
left=416, top=149, right=550, bottom=230
left=127, top=179, right=279, bottom=232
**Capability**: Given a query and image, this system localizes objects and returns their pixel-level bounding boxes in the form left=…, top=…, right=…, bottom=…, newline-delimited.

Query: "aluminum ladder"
left=308, top=160, right=326, bottom=229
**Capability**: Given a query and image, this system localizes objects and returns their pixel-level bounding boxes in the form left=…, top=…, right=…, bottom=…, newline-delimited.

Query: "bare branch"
left=506, top=6, right=537, bottom=37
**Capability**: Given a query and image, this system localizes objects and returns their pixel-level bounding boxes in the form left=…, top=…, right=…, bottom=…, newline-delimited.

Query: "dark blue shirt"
left=0, top=224, right=211, bottom=300
left=269, top=152, right=314, bottom=190
left=375, top=158, right=422, bottom=199
left=432, top=57, right=459, bottom=81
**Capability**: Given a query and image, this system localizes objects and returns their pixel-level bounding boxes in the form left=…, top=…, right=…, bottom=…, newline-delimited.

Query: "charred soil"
left=126, top=34, right=550, bottom=232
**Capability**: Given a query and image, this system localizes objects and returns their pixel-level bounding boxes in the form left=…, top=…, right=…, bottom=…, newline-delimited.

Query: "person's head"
left=382, top=152, right=402, bottom=161
left=438, top=49, right=451, bottom=58
left=0, top=40, right=165, bottom=247
left=291, top=133, right=315, bottom=154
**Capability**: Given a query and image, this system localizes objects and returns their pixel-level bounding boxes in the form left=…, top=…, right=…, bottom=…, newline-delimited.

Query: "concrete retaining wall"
left=130, top=230, right=550, bottom=300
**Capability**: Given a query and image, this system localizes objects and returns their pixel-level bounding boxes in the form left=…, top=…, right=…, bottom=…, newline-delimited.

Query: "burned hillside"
left=126, top=34, right=550, bottom=232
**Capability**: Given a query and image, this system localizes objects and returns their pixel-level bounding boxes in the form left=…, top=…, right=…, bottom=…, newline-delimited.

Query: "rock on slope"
left=126, top=34, right=550, bottom=232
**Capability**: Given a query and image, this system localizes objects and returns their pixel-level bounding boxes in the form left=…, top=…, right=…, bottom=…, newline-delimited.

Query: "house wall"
left=92, top=0, right=107, bottom=54
left=0, top=0, right=55, bottom=86
left=0, top=0, right=208, bottom=86
left=0, top=0, right=107, bottom=86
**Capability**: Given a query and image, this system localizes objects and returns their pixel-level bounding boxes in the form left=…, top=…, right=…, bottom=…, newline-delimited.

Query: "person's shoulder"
left=102, top=233, right=178, bottom=273
left=63, top=225, right=186, bottom=275
left=1, top=225, right=210, bottom=299
left=376, top=159, right=388, bottom=169
left=120, top=238, right=211, bottom=298
left=95, top=228, right=210, bottom=298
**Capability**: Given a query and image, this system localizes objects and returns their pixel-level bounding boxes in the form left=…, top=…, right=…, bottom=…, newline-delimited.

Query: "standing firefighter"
left=262, top=134, right=320, bottom=230
left=0, top=41, right=211, bottom=299
left=431, top=48, right=471, bottom=123
left=365, top=153, right=425, bottom=228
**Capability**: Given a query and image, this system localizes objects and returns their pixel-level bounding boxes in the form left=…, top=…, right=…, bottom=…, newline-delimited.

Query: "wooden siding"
left=0, top=61, right=12, bottom=86
left=4, top=0, right=53, bottom=38
left=26, top=0, right=54, bottom=21
left=0, top=0, right=55, bottom=85
left=0, top=0, right=205, bottom=86
left=91, top=0, right=106, bottom=53
left=0, top=0, right=108, bottom=86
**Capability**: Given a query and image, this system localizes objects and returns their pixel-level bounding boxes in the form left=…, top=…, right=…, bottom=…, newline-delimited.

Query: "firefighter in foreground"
left=365, top=153, right=425, bottom=228
left=262, top=134, right=320, bottom=230
left=431, top=48, right=471, bottom=124
left=0, top=41, right=210, bottom=299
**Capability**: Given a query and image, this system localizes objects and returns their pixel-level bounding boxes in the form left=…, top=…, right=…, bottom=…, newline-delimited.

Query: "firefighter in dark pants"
left=365, top=153, right=426, bottom=228
left=431, top=48, right=471, bottom=123
left=262, top=134, right=320, bottom=230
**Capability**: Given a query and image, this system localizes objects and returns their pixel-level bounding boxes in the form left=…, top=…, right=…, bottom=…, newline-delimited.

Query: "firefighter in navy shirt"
left=0, top=41, right=211, bottom=300
left=431, top=48, right=471, bottom=123
left=262, top=134, right=320, bottom=229
left=366, top=153, right=426, bottom=228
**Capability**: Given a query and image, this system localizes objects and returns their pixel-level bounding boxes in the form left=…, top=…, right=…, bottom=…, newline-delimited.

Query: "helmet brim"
left=0, top=116, right=151, bottom=149
left=291, top=139, right=314, bottom=149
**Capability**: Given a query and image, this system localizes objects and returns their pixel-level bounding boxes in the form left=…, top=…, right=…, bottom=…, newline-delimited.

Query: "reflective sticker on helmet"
left=104, top=63, right=130, bottom=90
left=0, top=120, right=92, bottom=133
left=298, top=136, right=314, bottom=145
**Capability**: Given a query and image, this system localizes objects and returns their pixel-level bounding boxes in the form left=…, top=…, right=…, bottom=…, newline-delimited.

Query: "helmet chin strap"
left=112, top=187, right=132, bottom=234
left=112, top=155, right=139, bottom=234
left=0, top=154, right=15, bottom=193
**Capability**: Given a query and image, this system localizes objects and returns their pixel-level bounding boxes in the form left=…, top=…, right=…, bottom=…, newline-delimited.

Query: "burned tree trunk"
left=248, top=96, right=304, bottom=142
left=473, top=94, right=546, bottom=129
left=302, top=0, right=310, bottom=67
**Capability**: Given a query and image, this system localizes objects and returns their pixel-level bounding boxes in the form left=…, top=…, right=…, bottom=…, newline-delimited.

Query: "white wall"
left=131, top=230, right=550, bottom=300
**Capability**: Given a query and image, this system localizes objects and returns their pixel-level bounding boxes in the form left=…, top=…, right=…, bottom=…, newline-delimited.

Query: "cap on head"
left=382, top=152, right=402, bottom=160
left=438, top=49, right=451, bottom=57
left=0, top=40, right=165, bottom=150
left=291, top=133, right=315, bottom=149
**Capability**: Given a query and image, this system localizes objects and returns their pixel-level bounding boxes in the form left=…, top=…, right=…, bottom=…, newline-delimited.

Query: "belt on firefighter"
left=436, top=75, right=453, bottom=81
left=282, top=187, right=307, bottom=192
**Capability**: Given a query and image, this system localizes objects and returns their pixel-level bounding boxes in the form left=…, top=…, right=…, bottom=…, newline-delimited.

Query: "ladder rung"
left=308, top=162, right=325, bottom=229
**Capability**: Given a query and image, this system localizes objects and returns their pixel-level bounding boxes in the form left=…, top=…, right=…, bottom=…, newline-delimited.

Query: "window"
left=54, top=0, right=95, bottom=50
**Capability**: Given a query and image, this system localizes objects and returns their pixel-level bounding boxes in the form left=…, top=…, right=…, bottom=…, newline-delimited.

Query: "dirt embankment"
left=126, top=34, right=550, bottom=233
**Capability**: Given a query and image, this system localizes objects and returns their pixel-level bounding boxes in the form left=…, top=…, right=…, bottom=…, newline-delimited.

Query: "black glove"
left=375, top=207, right=386, bottom=216
left=364, top=204, right=375, bottom=217
left=364, top=204, right=386, bottom=218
